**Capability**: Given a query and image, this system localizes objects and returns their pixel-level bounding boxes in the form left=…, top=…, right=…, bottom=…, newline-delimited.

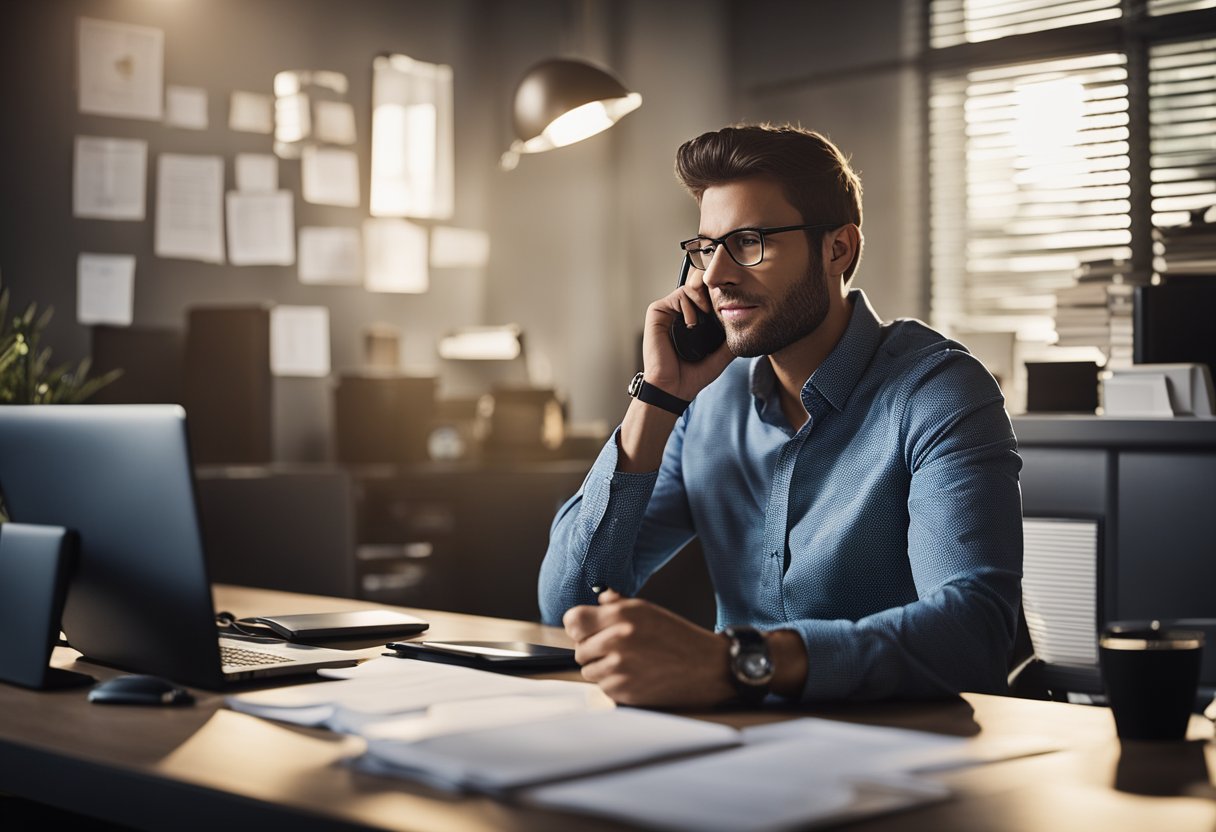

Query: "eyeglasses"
left=679, top=223, right=840, bottom=270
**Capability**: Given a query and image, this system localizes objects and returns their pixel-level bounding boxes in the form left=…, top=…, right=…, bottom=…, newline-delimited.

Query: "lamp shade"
left=505, top=58, right=642, bottom=162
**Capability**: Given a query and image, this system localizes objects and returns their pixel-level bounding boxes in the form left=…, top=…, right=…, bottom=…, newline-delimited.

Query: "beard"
left=718, top=253, right=831, bottom=358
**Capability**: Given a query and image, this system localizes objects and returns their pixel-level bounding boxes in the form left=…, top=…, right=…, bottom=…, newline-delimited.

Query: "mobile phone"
left=669, top=258, right=726, bottom=362
left=386, top=640, right=578, bottom=671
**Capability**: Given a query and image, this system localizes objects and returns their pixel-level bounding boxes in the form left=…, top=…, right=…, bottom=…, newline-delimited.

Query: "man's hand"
left=562, top=590, right=735, bottom=708
left=642, top=272, right=734, bottom=403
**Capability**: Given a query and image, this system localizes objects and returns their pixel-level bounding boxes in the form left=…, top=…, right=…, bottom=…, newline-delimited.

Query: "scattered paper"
left=298, top=226, right=362, bottom=285
left=77, top=253, right=135, bottom=326
left=270, top=305, right=330, bottom=377
left=164, top=85, right=208, bottom=129
left=155, top=153, right=225, bottom=264
left=301, top=146, right=360, bottom=207
left=363, top=218, right=427, bottom=293
left=77, top=17, right=163, bottom=121
left=315, top=100, right=357, bottom=144
left=73, top=136, right=147, bottom=221
left=235, top=153, right=278, bottom=193
left=226, top=191, right=294, bottom=266
left=229, top=90, right=273, bottom=134
left=431, top=226, right=490, bottom=268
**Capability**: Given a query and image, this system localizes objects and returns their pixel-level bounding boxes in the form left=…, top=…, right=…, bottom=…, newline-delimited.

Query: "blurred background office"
left=2, top=1, right=1215, bottom=702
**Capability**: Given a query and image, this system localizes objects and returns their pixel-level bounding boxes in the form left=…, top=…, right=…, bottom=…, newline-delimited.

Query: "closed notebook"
left=356, top=707, right=743, bottom=794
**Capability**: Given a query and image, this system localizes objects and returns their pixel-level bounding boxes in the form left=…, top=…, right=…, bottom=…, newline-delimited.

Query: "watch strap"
left=628, top=372, right=690, bottom=416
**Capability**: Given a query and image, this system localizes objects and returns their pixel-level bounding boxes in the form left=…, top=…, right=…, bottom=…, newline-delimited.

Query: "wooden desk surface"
left=1, top=585, right=1214, bottom=831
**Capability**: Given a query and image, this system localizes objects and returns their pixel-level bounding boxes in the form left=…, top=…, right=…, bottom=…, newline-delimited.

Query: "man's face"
left=696, top=178, right=831, bottom=358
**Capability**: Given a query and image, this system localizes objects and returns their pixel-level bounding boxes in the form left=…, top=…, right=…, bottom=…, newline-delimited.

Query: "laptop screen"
left=0, top=405, right=228, bottom=688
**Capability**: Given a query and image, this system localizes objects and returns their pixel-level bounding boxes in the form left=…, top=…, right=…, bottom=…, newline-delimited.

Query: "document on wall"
left=364, top=218, right=428, bottom=293
left=301, top=146, right=360, bottom=207
left=235, top=153, right=278, bottom=193
left=155, top=153, right=224, bottom=264
left=164, top=85, right=208, bottom=130
left=226, top=191, right=294, bottom=266
left=77, top=17, right=163, bottom=121
left=270, top=305, right=330, bottom=378
left=298, top=226, right=362, bottom=285
left=431, top=226, right=491, bottom=268
left=314, top=100, right=357, bottom=144
left=229, top=90, right=274, bottom=134
left=76, top=253, right=135, bottom=326
left=73, top=136, right=147, bottom=221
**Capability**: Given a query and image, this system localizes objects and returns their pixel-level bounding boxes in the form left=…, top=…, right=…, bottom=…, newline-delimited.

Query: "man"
left=538, top=124, right=1022, bottom=708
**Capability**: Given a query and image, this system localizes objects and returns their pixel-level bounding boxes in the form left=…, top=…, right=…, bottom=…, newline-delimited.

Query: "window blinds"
left=1148, top=37, right=1216, bottom=228
left=930, top=0, right=1122, bottom=49
left=929, top=53, right=1131, bottom=341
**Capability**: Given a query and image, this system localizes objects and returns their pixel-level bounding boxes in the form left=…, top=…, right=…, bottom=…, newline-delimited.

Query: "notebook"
left=0, top=405, right=357, bottom=689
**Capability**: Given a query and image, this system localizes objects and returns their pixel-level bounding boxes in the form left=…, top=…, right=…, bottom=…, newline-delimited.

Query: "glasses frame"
left=679, top=223, right=842, bottom=270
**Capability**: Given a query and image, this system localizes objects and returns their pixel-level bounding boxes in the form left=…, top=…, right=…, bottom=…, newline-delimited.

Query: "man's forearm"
left=617, top=398, right=680, bottom=473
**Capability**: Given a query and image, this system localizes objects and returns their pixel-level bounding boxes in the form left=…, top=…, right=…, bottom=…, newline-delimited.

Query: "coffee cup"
left=1099, top=620, right=1204, bottom=742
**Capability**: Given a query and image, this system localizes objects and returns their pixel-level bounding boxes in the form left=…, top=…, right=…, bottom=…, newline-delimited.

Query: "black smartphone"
left=669, top=258, right=726, bottom=362
left=386, top=640, right=578, bottom=671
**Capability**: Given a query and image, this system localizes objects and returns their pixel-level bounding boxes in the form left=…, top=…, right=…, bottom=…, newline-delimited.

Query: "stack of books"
left=1053, top=259, right=1146, bottom=367
left=1152, top=210, right=1216, bottom=278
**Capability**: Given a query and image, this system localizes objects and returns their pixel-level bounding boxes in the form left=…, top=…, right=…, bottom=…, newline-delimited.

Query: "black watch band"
left=724, top=625, right=774, bottom=705
left=627, top=372, right=690, bottom=416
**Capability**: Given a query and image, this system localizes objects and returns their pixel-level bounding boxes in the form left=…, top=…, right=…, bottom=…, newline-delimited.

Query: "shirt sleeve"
left=783, top=350, right=1024, bottom=701
left=537, top=409, right=698, bottom=626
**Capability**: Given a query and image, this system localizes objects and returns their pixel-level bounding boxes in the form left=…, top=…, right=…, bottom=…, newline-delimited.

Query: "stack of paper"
left=225, top=657, right=605, bottom=734
left=357, top=704, right=742, bottom=795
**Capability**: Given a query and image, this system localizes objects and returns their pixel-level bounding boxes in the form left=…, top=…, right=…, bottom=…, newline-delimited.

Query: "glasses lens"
left=682, top=238, right=714, bottom=270
left=724, top=230, right=764, bottom=267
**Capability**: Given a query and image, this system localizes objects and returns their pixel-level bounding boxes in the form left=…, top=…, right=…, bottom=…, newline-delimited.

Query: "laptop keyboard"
left=221, top=644, right=286, bottom=668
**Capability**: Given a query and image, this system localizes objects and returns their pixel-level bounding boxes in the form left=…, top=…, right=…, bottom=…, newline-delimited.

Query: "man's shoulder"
left=872, top=318, right=1003, bottom=409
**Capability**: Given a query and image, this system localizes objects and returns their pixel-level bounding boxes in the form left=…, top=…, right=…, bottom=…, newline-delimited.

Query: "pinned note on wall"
left=229, top=90, right=274, bottom=134
left=302, top=146, right=360, bottom=207
left=364, top=218, right=428, bottom=293
left=77, top=253, right=135, bottom=326
left=155, top=153, right=225, bottom=264
left=226, top=191, right=294, bottom=266
left=299, top=227, right=363, bottom=285
left=270, top=305, right=331, bottom=377
left=77, top=17, right=163, bottom=121
left=164, top=85, right=208, bottom=130
left=73, top=136, right=147, bottom=221
left=235, top=153, right=278, bottom=193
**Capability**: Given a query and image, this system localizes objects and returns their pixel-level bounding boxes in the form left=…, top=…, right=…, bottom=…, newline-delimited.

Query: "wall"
left=730, top=0, right=925, bottom=322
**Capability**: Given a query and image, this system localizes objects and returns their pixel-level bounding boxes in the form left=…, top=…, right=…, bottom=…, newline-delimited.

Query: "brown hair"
left=675, top=124, right=864, bottom=280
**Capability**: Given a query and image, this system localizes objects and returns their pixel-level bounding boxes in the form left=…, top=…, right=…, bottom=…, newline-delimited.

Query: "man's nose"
left=702, top=249, right=740, bottom=291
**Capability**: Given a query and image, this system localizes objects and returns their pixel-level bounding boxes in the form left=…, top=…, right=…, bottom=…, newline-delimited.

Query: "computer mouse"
left=88, top=674, right=195, bottom=706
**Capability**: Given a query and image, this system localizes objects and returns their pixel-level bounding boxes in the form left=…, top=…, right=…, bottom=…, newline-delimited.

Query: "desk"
left=2, top=585, right=1214, bottom=831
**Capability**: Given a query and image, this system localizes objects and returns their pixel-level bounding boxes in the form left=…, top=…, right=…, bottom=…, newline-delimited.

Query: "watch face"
left=628, top=372, right=644, bottom=397
left=740, top=652, right=773, bottom=682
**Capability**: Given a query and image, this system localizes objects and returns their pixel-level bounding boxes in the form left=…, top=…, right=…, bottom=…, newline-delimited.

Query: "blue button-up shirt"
left=539, top=289, right=1023, bottom=702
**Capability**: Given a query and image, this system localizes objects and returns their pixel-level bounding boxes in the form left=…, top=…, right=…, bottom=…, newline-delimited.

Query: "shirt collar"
left=748, top=287, right=883, bottom=414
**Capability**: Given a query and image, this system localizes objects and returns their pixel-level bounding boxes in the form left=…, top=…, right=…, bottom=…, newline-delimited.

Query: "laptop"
left=0, top=405, right=357, bottom=689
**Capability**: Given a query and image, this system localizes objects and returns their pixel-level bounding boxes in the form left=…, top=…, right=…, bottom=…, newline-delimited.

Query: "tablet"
left=249, top=610, right=429, bottom=640
left=386, top=640, right=578, bottom=670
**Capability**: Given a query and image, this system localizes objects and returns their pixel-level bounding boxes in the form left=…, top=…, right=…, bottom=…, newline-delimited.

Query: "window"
left=925, top=2, right=1216, bottom=410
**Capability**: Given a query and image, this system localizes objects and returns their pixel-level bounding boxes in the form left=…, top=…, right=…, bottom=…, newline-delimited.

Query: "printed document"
left=76, top=253, right=135, bottom=326
left=269, top=306, right=330, bottom=378
left=77, top=17, right=163, bottom=121
left=301, top=146, right=360, bottom=207
left=226, top=191, right=294, bottom=266
left=298, top=227, right=362, bottom=285
left=155, top=153, right=225, bottom=263
left=364, top=218, right=428, bottom=293
left=235, top=153, right=278, bottom=193
left=229, top=90, right=273, bottom=134
left=431, top=226, right=490, bottom=268
left=73, top=136, right=147, bottom=221
left=315, top=100, right=357, bottom=145
left=164, top=85, right=208, bottom=130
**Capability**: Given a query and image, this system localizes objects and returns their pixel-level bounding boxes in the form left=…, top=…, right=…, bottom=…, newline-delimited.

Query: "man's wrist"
left=628, top=372, right=690, bottom=416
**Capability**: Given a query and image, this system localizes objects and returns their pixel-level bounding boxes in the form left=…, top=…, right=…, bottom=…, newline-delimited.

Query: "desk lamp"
left=500, top=58, right=641, bottom=170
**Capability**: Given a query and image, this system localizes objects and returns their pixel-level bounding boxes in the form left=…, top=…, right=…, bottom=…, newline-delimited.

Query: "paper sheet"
left=226, top=191, right=294, bottom=266
left=235, top=153, right=278, bottom=193
left=76, top=253, right=135, bottom=326
left=73, top=136, right=147, bottom=221
left=363, top=218, right=428, bottom=293
left=77, top=17, right=163, bottom=121
left=315, top=100, right=357, bottom=144
left=164, top=85, right=208, bottom=129
left=155, top=153, right=225, bottom=263
left=430, top=226, right=490, bottom=268
left=301, top=146, right=360, bottom=207
left=298, top=226, right=362, bottom=285
left=229, top=90, right=274, bottom=134
left=270, top=305, right=330, bottom=378
left=274, top=92, right=311, bottom=144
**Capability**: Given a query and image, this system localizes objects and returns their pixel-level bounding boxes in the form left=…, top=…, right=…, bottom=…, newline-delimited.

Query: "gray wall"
left=0, top=0, right=914, bottom=444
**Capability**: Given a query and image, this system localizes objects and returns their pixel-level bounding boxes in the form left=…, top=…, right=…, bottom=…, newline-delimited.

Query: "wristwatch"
left=627, top=372, right=691, bottom=416
left=723, top=625, right=774, bottom=705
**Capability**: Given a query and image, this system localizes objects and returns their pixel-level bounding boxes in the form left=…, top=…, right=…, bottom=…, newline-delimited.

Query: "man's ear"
left=826, top=224, right=861, bottom=278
